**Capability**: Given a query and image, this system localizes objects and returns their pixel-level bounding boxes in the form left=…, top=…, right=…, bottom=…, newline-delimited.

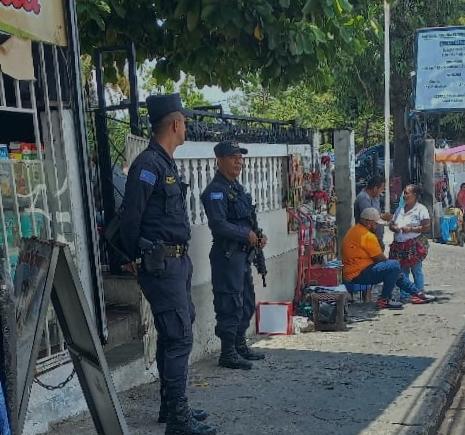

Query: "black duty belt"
left=164, top=244, right=188, bottom=257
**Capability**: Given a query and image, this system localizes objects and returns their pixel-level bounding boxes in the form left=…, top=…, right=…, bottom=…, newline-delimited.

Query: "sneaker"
left=410, top=294, right=427, bottom=304
left=376, top=298, right=404, bottom=310
left=415, top=292, right=436, bottom=303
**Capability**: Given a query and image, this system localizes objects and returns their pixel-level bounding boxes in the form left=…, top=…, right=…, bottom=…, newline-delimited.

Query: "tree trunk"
left=392, top=102, right=410, bottom=186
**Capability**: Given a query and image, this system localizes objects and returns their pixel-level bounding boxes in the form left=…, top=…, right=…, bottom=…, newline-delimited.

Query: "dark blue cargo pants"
left=210, top=245, right=255, bottom=342
left=138, top=255, right=195, bottom=401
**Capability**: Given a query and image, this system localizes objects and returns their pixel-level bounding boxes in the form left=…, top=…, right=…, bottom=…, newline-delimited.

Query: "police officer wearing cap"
left=120, top=94, right=215, bottom=435
left=201, top=141, right=267, bottom=370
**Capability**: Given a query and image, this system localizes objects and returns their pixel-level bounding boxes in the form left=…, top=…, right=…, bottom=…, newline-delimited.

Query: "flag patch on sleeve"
left=210, top=192, right=224, bottom=200
left=139, top=169, right=157, bottom=185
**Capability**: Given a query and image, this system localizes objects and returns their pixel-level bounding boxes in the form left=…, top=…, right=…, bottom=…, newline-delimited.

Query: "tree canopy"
left=77, top=0, right=372, bottom=89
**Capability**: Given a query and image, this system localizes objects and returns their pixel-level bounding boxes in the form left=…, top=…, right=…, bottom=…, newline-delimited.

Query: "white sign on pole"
left=415, top=26, right=465, bottom=111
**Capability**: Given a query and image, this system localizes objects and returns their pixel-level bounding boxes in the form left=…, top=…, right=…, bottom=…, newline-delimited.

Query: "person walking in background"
left=389, top=184, right=435, bottom=303
left=354, top=175, right=392, bottom=249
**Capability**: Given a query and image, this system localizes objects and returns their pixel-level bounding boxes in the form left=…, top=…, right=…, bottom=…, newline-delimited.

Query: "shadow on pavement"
left=186, top=349, right=434, bottom=435
left=46, top=347, right=434, bottom=435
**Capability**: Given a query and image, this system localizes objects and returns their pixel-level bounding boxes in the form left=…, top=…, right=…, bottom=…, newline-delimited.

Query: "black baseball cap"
left=146, top=93, right=193, bottom=124
left=214, top=140, right=248, bottom=157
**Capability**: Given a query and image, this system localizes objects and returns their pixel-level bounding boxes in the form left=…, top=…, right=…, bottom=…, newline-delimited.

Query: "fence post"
left=334, top=130, right=356, bottom=256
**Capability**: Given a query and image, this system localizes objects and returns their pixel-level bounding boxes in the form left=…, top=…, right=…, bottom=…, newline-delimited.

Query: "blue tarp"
left=0, top=379, right=11, bottom=435
left=440, top=215, right=458, bottom=243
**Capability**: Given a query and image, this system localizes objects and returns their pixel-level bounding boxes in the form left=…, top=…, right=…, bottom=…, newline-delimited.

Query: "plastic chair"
left=344, top=282, right=372, bottom=303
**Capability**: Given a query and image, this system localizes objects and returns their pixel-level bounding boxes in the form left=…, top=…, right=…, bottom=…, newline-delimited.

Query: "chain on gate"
left=33, top=368, right=76, bottom=391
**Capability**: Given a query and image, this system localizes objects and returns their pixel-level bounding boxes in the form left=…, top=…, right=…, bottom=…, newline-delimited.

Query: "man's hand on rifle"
left=258, top=234, right=268, bottom=249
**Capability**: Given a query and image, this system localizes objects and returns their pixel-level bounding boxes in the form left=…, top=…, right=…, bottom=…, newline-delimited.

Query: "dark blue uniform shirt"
left=120, top=141, right=191, bottom=260
left=201, top=172, right=253, bottom=244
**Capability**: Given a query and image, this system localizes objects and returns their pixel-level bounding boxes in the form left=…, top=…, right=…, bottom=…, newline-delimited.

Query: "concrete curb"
left=405, top=324, right=465, bottom=435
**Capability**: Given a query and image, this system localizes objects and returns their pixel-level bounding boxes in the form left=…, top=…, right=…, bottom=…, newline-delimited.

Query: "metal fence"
left=0, top=41, right=80, bottom=372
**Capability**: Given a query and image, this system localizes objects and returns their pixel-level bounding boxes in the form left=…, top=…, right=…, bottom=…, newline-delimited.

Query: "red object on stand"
left=288, top=207, right=340, bottom=307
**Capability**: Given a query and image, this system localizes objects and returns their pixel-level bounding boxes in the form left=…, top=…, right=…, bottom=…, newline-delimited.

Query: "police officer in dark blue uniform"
left=201, top=141, right=267, bottom=370
left=120, top=94, right=215, bottom=435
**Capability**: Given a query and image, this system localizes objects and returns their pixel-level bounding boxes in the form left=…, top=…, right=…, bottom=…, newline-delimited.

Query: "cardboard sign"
left=0, top=0, right=67, bottom=46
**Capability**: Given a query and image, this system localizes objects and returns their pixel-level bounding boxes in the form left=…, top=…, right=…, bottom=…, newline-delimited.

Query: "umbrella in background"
left=436, top=145, right=465, bottom=163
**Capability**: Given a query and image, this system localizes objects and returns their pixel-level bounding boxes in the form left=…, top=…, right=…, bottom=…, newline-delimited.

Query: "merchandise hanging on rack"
left=288, top=206, right=341, bottom=305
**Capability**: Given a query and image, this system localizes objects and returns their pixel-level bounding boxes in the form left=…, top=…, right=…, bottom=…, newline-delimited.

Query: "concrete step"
left=105, top=304, right=141, bottom=352
left=103, top=274, right=140, bottom=309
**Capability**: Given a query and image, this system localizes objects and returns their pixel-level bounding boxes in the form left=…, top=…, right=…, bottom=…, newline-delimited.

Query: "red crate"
left=307, top=266, right=341, bottom=287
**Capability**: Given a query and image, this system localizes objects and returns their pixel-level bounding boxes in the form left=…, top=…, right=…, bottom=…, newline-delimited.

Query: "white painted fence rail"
left=125, top=135, right=292, bottom=224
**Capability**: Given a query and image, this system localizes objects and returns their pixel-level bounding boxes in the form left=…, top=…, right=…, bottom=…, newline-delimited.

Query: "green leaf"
left=302, top=32, right=314, bottom=54
left=334, top=0, right=353, bottom=14
left=279, top=0, right=290, bottom=8
left=309, top=24, right=326, bottom=43
left=201, top=4, right=216, bottom=20
left=370, top=19, right=380, bottom=36
left=96, top=1, right=111, bottom=14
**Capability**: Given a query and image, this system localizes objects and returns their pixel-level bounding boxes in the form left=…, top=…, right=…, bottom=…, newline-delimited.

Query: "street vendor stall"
left=433, top=146, right=465, bottom=246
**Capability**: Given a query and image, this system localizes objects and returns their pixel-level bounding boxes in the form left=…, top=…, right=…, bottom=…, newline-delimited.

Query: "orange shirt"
left=342, top=224, right=382, bottom=281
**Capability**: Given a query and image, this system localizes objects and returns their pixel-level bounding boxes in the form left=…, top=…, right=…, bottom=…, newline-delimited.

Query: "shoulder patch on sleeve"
left=139, top=169, right=157, bottom=186
left=210, top=192, right=224, bottom=200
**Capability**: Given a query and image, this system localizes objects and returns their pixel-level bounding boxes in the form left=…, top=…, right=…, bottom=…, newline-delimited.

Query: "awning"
left=435, top=145, right=465, bottom=163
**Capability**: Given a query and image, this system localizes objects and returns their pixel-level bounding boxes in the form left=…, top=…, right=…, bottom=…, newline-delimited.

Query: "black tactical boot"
left=218, top=340, right=253, bottom=370
left=165, top=397, right=216, bottom=435
left=159, top=386, right=208, bottom=423
left=236, top=336, right=265, bottom=361
left=159, top=403, right=208, bottom=424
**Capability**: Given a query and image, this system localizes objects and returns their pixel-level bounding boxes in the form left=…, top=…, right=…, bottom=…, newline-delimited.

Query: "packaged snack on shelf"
left=13, top=163, right=28, bottom=195
left=22, top=152, right=37, bottom=161
left=20, top=209, right=46, bottom=238
left=0, top=144, right=8, bottom=160
left=30, top=163, right=42, bottom=185
left=0, top=166, right=13, bottom=197
left=9, top=152, right=22, bottom=160
left=0, top=211, right=20, bottom=247
left=20, top=142, right=44, bottom=153
left=8, top=142, right=21, bottom=152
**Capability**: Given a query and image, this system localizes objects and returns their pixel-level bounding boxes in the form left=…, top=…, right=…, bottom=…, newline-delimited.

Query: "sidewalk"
left=45, top=242, right=465, bottom=435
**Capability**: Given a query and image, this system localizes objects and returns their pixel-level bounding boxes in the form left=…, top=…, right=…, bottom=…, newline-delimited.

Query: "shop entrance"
left=0, top=2, right=105, bottom=374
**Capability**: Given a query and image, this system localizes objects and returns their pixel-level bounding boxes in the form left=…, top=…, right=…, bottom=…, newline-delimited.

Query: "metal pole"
left=127, top=42, right=140, bottom=136
left=67, top=0, right=108, bottom=341
left=384, top=0, right=391, bottom=212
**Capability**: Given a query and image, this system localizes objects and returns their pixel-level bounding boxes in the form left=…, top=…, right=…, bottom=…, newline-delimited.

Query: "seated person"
left=456, top=183, right=465, bottom=213
left=342, top=208, right=429, bottom=309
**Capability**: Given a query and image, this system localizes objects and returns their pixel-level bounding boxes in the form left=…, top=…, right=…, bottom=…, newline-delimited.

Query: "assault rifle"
left=249, top=204, right=268, bottom=287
